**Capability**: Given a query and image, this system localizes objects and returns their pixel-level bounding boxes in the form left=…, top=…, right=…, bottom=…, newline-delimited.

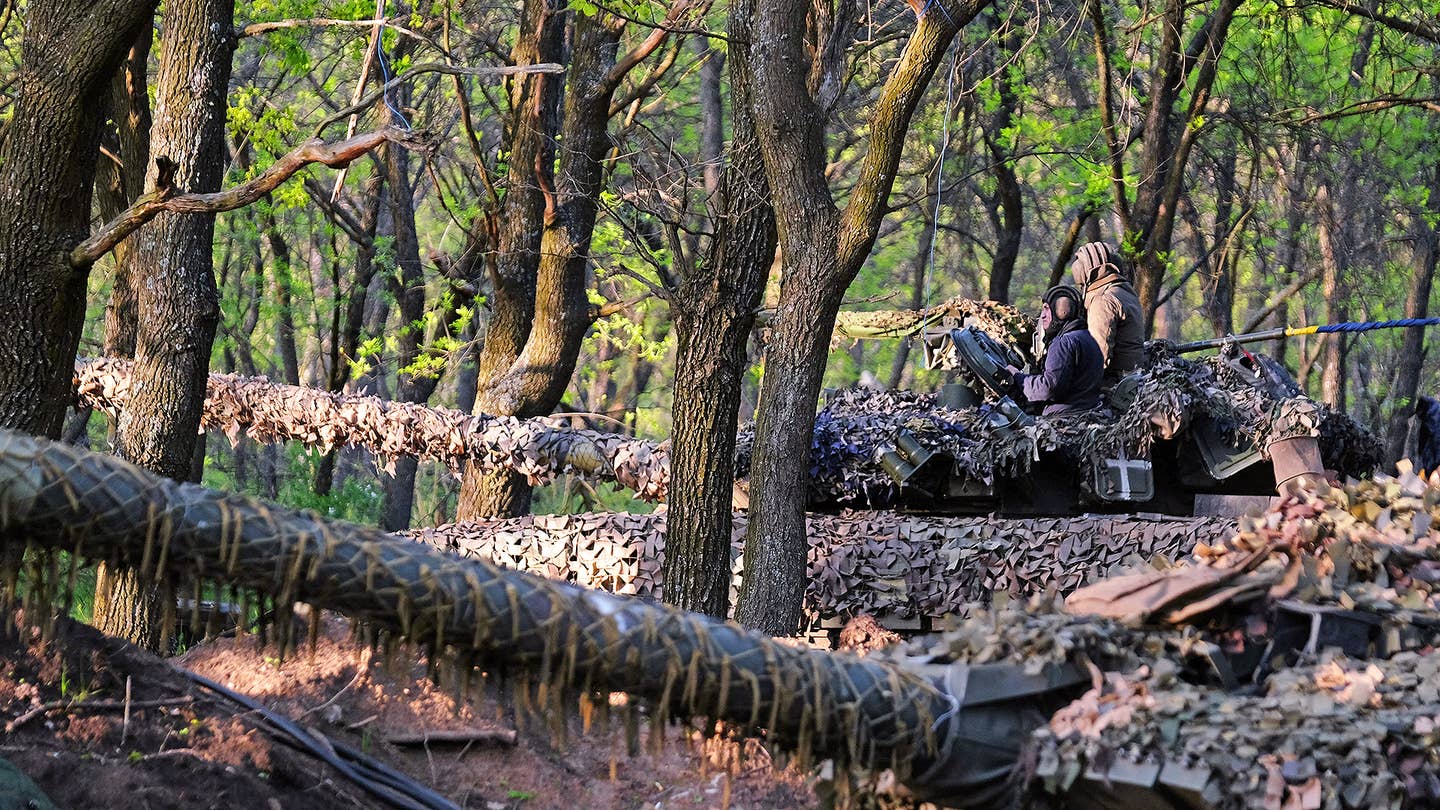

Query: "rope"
left=1295, top=317, right=1440, bottom=336
left=375, top=1, right=412, bottom=131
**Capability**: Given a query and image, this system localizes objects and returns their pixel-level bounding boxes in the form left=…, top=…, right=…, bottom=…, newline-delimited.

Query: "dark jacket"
left=1016, top=322, right=1103, bottom=415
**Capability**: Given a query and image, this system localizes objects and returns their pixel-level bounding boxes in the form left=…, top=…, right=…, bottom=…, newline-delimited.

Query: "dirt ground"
left=0, top=614, right=822, bottom=809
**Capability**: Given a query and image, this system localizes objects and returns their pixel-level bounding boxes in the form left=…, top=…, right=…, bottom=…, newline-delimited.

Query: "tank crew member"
left=1007, top=285, right=1103, bottom=415
left=1069, top=240, right=1145, bottom=381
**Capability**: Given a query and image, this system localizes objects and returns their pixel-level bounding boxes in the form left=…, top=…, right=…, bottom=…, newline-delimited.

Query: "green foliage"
left=203, top=443, right=383, bottom=524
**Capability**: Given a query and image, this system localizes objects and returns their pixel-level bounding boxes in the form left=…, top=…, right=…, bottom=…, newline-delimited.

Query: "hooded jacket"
left=1070, top=245, right=1145, bottom=380
left=1016, top=319, right=1103, bottom=415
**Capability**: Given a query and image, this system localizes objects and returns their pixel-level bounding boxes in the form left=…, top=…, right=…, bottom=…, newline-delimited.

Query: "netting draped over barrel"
left=74, top=357, right=669, bottom=498
left=409, top=510, right=1235, bottom=627
left=0, top=429, right=948, bottom=773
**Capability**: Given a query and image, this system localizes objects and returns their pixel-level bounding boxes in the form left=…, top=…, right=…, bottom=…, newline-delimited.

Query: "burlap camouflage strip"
left=74, top=357, right=671, bottom=499
left=0, top=429, right=953, bottom=776
left=407, top=510, right=1236, bottom=630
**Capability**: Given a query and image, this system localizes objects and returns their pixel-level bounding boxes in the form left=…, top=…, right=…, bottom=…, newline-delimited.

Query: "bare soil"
left=1, top=614, right=820, bottom=809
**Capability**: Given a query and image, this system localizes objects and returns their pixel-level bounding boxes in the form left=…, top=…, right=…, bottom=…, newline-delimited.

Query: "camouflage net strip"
left=1026, top=468, right=1440, bottom=808
left=74, top=357, right=669, bottom=499
left=0, top=429, right=945, bottom=773
left=829, top=296, right=1033, bottom=348
left=409, top=510, right=1236, bottom=627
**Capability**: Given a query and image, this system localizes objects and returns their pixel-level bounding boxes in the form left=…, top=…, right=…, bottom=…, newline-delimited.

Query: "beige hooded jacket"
left=1069, top=242, right=1145, bottom=381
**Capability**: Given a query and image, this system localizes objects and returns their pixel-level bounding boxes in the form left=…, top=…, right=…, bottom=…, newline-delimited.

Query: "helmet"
left=1042, top=284, right=1083, bottom=322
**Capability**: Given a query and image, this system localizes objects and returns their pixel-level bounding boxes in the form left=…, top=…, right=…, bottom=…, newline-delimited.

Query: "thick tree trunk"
left=113, top=0, right=233, bottom=479
left=97, top=0, right=236, bottom=651
left=732, top=0, right=984, bottom=634
left=0, top=0, right=156, bottom=435
left=458, top=9, right=624, bottom=520
left=1386, top=205, right=1439, bottom=465
left=455, top=0, right=565, bottom=519
left=732, top=250, right=844, bottom=634
left=664, top=29, right=776, bottom=618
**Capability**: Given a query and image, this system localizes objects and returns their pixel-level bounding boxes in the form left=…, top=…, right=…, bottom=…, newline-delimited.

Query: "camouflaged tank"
left=735, top=300, right=1383, bottom=518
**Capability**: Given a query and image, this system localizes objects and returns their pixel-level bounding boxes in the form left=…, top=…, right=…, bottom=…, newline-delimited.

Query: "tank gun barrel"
left=0, top=429, right=972, bottom=790
left=1175, top=317, right=1440, bottom=353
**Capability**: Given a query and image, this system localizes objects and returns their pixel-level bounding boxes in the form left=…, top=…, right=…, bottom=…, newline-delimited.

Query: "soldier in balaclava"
left=1069, top=241, right=1145, bottom=382
left=1008, top=285, right=1103, bottom=415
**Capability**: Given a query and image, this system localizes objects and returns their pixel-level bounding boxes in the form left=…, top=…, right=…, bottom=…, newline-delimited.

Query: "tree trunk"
left=732, top=251, right=843, bottom=634
left=265, top=217, right=302, bottom=385
left=98, top=26, right=153, bottom=362
left=983, top=18, right=1023, bottom=303
left=1386, top=197, right=1439, bottom=465
left=1089, top=0, right=1240, bottom=331
left=887, top=206, right=936, bottom=389
left=732, top=0, right=985, bottom=634
left=0, top=0, right=156, bottom=435
left=664, top=25, right=776, bottom=618
left=1316, top=184, right=1346, bottom=409
left=696, top=37, right=725, bottom=199
left=97, top=0, right=236, bottom=652
left=458, top=9, right=626, bottom=520
left=455, top=0, right=566, bottom=519
left=379, top=79, right=429, bottom=531
left=314, top=173, right=383, bottom=496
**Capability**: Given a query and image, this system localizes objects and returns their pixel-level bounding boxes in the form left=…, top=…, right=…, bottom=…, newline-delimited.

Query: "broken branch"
left=313, top=62, right=565, bottom=136
left=384, top=729, right=518, bottom=747
left=72, top=128, right=423, bottom=268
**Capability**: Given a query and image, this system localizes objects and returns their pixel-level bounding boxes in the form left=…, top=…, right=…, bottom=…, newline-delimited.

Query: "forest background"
left=5, top=0, right=1439, bottom=639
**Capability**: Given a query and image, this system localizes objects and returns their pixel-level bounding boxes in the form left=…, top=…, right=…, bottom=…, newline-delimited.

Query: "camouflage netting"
left=0, top=429, right=952, bottom=778
left=1024, top=466, right=1440, bottom=808
left=408, top=510, right=1235, bottom=629
left=1031, top=651, right=1440, bottom=808
left=6, top=426, right=1440, bottom=807
left=1064, top=463, right=1440, bottom=626
left=74, top=357, right=670, bottom=499
left=75, top=347, right=1380, bottom=511
left=740, top=348, right=1383, bottom=508
left=831, top=296, right=1033, bottom=351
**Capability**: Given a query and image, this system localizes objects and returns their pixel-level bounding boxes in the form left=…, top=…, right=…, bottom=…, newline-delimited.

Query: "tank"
left=735, top=307, right=1383, bottom=518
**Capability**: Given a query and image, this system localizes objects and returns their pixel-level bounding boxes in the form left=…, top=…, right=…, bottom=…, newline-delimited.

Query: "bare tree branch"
left=73, top=128, right=427, bottom=268
left=1290, top=94, right=1440, bottom=125
left=236, top=17, right=449, bottom=56
left=313, top=61, right=565, bottom=136
left=1305, top=0, right=1440, bottom=43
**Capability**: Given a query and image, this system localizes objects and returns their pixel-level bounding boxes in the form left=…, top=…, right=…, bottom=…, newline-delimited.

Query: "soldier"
left=1069, top=241, right=1145, bottom=382
left=1006, top=285, right=1103, bottom=415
